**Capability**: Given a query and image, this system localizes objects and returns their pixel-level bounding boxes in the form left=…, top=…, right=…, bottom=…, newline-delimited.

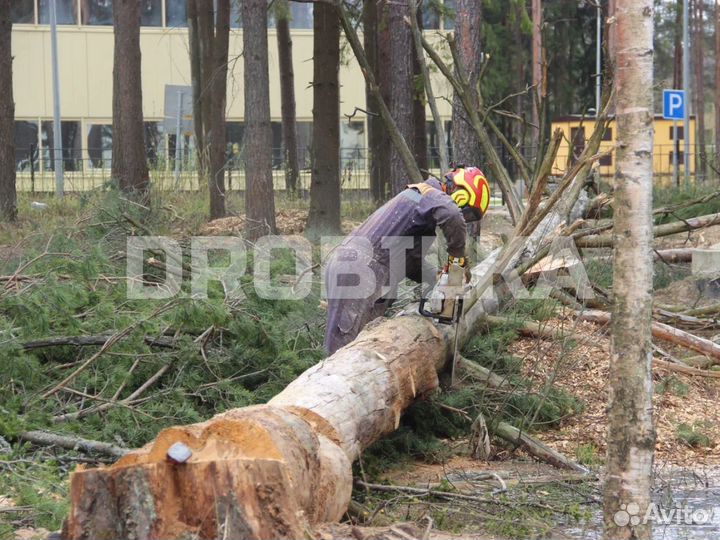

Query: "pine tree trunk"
left=364, top=0, right=385, bottom=201
left=376, top=2, right=392, bottom=199
left=531, top=0, right=542, bottom=148
left=188, top=0, right=205, bottom=175
left=412, top=9, right=427, bottom=172
left=603, top=2, right=655, bottom=539
left=208, top=0, right=229, bottom=219
left=276, top=1, right=300, bottom=195
left=0, top=0, right=16, bottom=222
left=189, top=0, right=229, bottom=219
left=242, top=0, right=277, bottom=238
left=388, top=0, right=415, bottom=194
left=451, top=0, right=482, bottom=166
left=111, top=0, right=149, bottom=200
left=693, top=0, right=707, bottom=181
left=307, top=2, right=341, bottom=237
left=715, top=0, right=720, bottom=174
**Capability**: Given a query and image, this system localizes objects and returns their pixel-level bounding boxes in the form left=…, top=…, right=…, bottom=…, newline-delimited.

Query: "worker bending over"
left=324, top=166, right=491, bottom=354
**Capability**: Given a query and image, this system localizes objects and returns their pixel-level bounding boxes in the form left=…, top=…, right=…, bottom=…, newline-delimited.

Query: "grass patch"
left=575, top=442, right=602, bottom=467
left=676, top=422, right=713, bottom=448
left=656, top=375, right=689, bottom=397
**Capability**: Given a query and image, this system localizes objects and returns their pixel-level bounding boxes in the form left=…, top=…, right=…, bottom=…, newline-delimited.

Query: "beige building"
left=11, top=0, right=457, bottom=190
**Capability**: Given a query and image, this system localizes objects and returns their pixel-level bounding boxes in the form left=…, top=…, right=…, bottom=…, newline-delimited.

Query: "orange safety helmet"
left=442, top=166, right=491, bottom=216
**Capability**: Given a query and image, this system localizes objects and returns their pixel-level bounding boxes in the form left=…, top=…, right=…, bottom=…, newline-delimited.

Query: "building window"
left=669, top=125, right=684, bottom=140
left=426, top=121, right=447, bottom=170
left=296, top=121, right=312, bottom=168
left=599, top=154, right=612, bottom=167
left=669, top=151, right=685, bottom=165
left=226, top=122, right=245, bottom=168
left=268, top=3, right=313, bottom=29
left=15, top=121, right=39, bottom=172
left=39, top=0, right=78, bottom=24
left=42, top=121, right=82, bottom=171
left=289, top=3, right=312, bottom=29
left=443, top=0, right=456, bottom=30
left=11, top=0, right=35, bottom=24
left=141, top=0, right=162, bottom=26
left=601, top=127, right=613, bottom=141
left=166, top=0, right=187, bottom=28
left=230, top=0, right=241, bottom=28
left=422, top=0, right=440, bottom=30
left=271, top=122, right=284, bottom=168
left=341, top=121, right=365, bottom=169
left=87, top=124, right=113, bottom=168
left=144, top=122, right=165, bottom=167
left=82, top=0, right=113, bottom=25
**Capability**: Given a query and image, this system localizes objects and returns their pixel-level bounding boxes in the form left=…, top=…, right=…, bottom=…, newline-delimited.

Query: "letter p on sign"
left=663, top=89, right=686, bottom=121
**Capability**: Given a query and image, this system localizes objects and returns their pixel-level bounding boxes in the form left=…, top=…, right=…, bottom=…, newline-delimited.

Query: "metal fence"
left=14, top=144, right=719, bottom=202
left=14, top=146, right=514, bottom=205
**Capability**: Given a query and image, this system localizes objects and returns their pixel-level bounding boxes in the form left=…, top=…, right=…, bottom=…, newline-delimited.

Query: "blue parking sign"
left=663, top=90, right=686, bottom=120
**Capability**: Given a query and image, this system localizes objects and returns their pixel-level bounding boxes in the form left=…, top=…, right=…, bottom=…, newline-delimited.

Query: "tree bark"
left=111, top=0, right=149, bottom=200
left=242, top=0, right=277, bottom=238
left=188, top=0, right=205, bottom=174
left=0, top=0, right=16, bottom=222
left=412, top=8, right=427, bottom=172
left=451, top=0, right=482, bottom=167
left=209, top=0, right=230, bottom=219
left=531, top=0, right=542, bottom=148
left=603, top=2, right=655, bottom=539
left=388, top=0, right=416, bottom=194
left=189, top=0, right=230, bottom=220
left=693, top=0, right=707, bottom=181
left=715, top=0, right=720, bottom=174
left=306, top=2, right=341, bottom=237
left=363, top=0, right=386, bottom=201
left=276, top=0, right=300, bottom=194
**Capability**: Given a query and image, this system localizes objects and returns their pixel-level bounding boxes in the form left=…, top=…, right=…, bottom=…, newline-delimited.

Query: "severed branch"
left=22, top=334, right=177, bottom=351
left=577, top=309, right=720, bottom=365
left=17, top=430, right=129, bottom=458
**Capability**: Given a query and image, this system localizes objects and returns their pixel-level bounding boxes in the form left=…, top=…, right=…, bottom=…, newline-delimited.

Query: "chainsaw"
left=419, top=260, right=467, bottom=386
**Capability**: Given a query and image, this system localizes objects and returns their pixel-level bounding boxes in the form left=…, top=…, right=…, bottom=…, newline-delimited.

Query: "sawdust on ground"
left=509, top=313, right=720, bottom=466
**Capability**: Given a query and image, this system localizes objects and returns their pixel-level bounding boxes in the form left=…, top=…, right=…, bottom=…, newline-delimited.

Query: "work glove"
left=445, top=255, right=472, bottom=283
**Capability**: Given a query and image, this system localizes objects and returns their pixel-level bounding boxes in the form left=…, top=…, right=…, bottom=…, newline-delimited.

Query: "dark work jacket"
left=323, top=178, right=467, bottom=354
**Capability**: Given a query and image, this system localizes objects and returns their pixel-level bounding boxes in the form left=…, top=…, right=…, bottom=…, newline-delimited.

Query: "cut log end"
left=62, top=405, right=352, bottom=540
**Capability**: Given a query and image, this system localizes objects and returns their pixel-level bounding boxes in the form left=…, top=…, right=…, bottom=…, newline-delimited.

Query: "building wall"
left=10, top=6, right=456, bottom=170
left=551, top=117, right=697, bottom=181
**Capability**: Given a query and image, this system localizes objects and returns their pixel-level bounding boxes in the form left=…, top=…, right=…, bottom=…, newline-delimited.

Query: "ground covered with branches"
left=0, top=186, right=719, bottom=538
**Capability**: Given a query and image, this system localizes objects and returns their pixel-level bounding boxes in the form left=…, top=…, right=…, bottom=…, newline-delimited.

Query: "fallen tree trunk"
left=63, top=315, right=451, bottom=539
left=576, top=212, right=720, bottom=248
left=577, top=309, right=720, bottom=365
